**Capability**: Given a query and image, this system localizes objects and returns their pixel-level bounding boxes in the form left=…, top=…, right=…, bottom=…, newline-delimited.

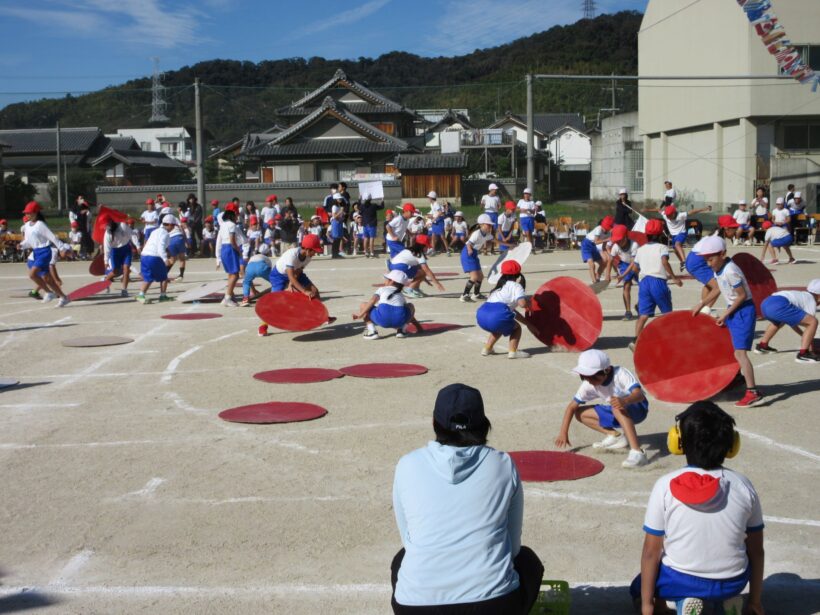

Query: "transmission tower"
left=149, top=57, right=170, bottom=123
left=582, top=0, right=596, bottom=19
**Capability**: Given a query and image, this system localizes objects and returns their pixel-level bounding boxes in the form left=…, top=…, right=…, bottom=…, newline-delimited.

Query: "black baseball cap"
left=433, top=383, right=487, bottom=431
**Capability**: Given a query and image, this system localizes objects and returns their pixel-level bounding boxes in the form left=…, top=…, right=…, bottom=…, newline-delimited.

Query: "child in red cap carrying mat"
left=353, top=269, right=423, bottom=340
left=755, top=278, right=820, bottom=362
left=475, top=260, right=531, bottom=359
left=580, top=215, right=615, bottom=284
left=644, top=203, right=711, bottom=271
left=691, top=236, right=763, bottom=407
left=631, top=401, right=764, bottom=615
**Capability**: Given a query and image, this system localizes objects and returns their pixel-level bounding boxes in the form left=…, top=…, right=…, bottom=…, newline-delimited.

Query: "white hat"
left=162, top=215, right=179, bottom=226
left=454, top=210, right=464, bottom=217
left=488, top=183, right=499, bottom=191
left=160, top=206, right=172, bottom=215
left=535, top=201, right=543, bottom=207
left=384, top=269, right=409, bottom=285
left=523, top=187, right=532, bottom=195
left=427, top=191, right=437, bottom=199
left=572, top=349, right=611, bottom=376
left=807, top=279, right=820, bottom=295
left=737, top=199, right=747, bottom=205
left=332, top=192, right=343, bottom=200
left=311, top=214, right=320, bottom=220
left=477, top=213, right=493, bottom=225
left=794, top=191, right=802, bottom=198
left=257, top=243, right=271, bottom=255
left=693, top=235, right=725, bottom=256
left=775, top=197, right=785, bottom=205
left=618, top=188, right=627, bottom=195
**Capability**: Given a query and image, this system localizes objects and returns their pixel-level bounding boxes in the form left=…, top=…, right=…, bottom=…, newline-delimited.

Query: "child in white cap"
left=450, top=211, right=468, bottom=251
left=460, top=214, right=495, bottom=302
left=756, top=278, right=820, bottom=362
left=353, top=269, right=422, bottom=339
left=731, top=200, right=754, bottom=246
left=554, top=349, right=649, bottom=468
left=136, top=215, right=178, bottom=304
left=770, top=197, right=790, bottom=229
left=517, top=188, right=535, bottom=244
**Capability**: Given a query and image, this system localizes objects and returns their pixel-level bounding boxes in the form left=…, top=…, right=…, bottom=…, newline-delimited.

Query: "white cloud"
left=296, top=0, right=392, bottom=37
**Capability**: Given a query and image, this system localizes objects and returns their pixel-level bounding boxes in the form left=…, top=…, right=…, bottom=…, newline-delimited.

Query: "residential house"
left=89, top=136, right=188, bottom=186
left=590, top=111, right=644, bottom=201
left=113, top=127, right=198, bottom=163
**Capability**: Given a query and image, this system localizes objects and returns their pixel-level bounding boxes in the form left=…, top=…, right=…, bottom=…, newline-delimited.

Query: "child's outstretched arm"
left=746, top=530, right=765, bottom=615
left=692, top=284, right=722, bottom=315
left=639, top=534, right=664, bottom=615
left=554, top=400, right=580, bottom=449
left=661, top=255, right=682, bottom=286
left=351, top=294, right=378, bottom=320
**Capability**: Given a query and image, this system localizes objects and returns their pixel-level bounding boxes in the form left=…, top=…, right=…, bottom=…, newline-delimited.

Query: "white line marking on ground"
left=755, top=360, right=777, bottom=369
left=50, top=550, right=94, bottom=587
left=115, top=477, right=166, bottom=500
left=0, top=403, right=80, bottom=409
left=737, top=429, right=820, bottom=464
left=161, top=346, right=202, bottom=384
left=0, top=438, right=206, bottom=450
left=164, top=391, right=208, bottom=413
left=176, top=495, right=352, bottom=505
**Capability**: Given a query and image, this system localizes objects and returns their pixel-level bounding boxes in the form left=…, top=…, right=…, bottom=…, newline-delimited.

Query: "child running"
left=691, top=236, right=763, bottom=407
left=760, top=220, right=796, bottom=265
left=607, top=224, right=639, bottom=320
left=554, top=349, right=649, bottom=468
left=387, top=235, right=446, bottom=299
left=385, top=203, right=415, bottom=258
left=18, top=201, right=70, bottom=307
left=136, top=215, right=177, bottom=304
left=103, top=216, right=137, bottom=297
left=581, top=215, right=614, bottom=283
left=475, top=260, right=531, bottom=359
left=459, top=214, right=495, bottom=303
left=645, top=203, right=711, bottom=271
left=755, top=278, right=819, bottom=362
left=353, top=269, right=422, bottom=340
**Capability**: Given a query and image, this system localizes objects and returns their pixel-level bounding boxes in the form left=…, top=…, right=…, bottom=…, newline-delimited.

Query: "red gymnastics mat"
left=253, top=368, right=345, bottom=384
left=61, top=336, right=134, bottom=348
left=404, top=322, right=463, bottom=334
left=732, top=253, right=777, bottom=319
left=88, top=253, right=105, bottom=277
left=219, top=402, right=327, bottom=424
left=509, top=451, right=604, bottom=482
left=67, top=280, right=111, bottom=301
left=527, top=277, right=603, bottom=351
left=634, top=311, right=738, bottom=403
left=255, top=291, right=329, bottom=331
left=339, top=363, right=428, bottom=379
left=161, top=313, right=223, bottom=320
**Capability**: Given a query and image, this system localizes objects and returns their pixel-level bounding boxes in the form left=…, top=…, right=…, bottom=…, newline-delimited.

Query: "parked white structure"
left=547, top=125, right=592, bottom=171
left=590, top=111, right=643, bottom=201
left=639, top=0, right=820, bottom=209
left=112, top=127, right=195, bottom=163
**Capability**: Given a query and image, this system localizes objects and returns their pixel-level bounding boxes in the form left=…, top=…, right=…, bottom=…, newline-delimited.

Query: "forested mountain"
left=0, top=11, right=641, bottom=145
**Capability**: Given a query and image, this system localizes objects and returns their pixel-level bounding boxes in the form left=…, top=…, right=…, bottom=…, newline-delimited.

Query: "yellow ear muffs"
left=667, top=425, right=684, bottom=455
left=726, top=431, right=741, bottom=459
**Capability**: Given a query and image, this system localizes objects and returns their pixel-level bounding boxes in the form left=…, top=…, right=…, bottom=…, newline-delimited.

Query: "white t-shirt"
left=481, top=194, right=501, bottom=213
left=217, top=220, right=237, bottom=244
left=733, top=209, right=751, bottom=225
left=497, top=212, right=516, bottom=233
left=203, top=227, right=216, bottom=240
left=392, top=249, right=426, bottom=268
left=764, top=226, right=789, bottom=242
left=261, top=206, right=276, bottom=224
left=789, top=199, right=805, bottom=213
left=103, top=223, right=133, bottom=256
left=275, top=246, right=311, bottom=275
left=487, top=280, right=525, bottom=308
left=771, top=208, right=790, bottom=225
left=375, top=285, right=407, bottom=308
left=715, top=260, right=752, bottom=307
left=20, top=220, right=60, bottom=250
left=664, top=187, right=677, bottom=201
left=69, top=230, right=82, bottom=244
left=387, top=215, right=408, bottom=241
left=141, top=226, right=170, bottom=259
left=429, top=201, right=443, bottom=220
left=635, top=242, right=670, bottom=280
left=643, top=466, right=764, bottom=579
left=586, top=225, right=610, bottom=243
left=573, top=366, right=640, bottom=404
left=662, top=211, right=688, bottom=236
left=408, top=217, right=424, bottom=234
left=752, top=197, right=769, bottom=217
left=467, top=229, right=492, bottom=251
left=610, top=240, right=639, bottom=265
left=453, top=220, right=468, bottom=235
left=772, top=290, right=816, bottom=315
left=517, top=199, right=535, bottom=218
left=141, top=210, right=159, bottom=228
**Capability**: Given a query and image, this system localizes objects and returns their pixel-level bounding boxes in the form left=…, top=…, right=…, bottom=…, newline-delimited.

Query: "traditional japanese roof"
left=394, top=153, right=469, bottom=170
left=209, top=125, right=286, bottom=160
left=0, top=127, right=103, bottom=154
left=426, top=109, right=476, bottom=132
left=89, top=147, right=187, bottom=169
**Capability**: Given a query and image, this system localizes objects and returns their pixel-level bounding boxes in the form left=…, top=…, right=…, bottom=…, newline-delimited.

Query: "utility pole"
left=55, top=121, right=62, bottom=212
left=194, top=78, right=206, bottom=208
left=526, top=74, right=534, bottom=192
left=600, top=73, right=622, bottom=117
left=63, top=157, right=69, bottom=210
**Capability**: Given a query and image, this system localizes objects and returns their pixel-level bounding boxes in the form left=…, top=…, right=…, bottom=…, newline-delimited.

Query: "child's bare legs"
left=508, top=322, right=522, bottom=352
left=573, top=407, right=615, bottom=437
left=28, top=269, right=49, bottom=294
left=484, top=331, right=501, bottom=353
left=611, top=403, right=641, bottom=451
left=736, top=350, right=756, bottom=389
left=50, top=266, right=62, bottom=287
left=42, top=271, right=67, bottom=298
left=783, top=245, right=796, bottom=262
left=586, top=259, right=598, bottom=284
left=796, top=315, right=817, bottom=351
left=122, top=264, right=131, bottom=290
left=758, top=322, right=783, bottom=347
left=622, top=282, right=632, bottom=312
left=159, top=280, right=169, bottom=296
left=225, top=273, right=238, bottom=298
left=673, top=243, right=685, bottom=268
left=635, top=314, right=650, bottom=340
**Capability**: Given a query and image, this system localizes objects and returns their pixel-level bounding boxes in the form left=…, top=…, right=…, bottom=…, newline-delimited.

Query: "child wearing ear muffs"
left=630, top=401, right=764, bottom=615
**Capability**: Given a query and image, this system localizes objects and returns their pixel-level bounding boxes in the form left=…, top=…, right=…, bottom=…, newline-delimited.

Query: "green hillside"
left=0, top=11, right=641, bottom=145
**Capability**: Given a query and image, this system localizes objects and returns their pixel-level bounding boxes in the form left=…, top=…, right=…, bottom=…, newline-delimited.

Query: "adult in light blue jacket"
left=391, top=383, right=544, bottom=614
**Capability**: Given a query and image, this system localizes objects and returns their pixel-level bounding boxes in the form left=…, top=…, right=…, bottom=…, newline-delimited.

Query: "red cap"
left=402, top=203, right=415, bottom=213
left=415, top=234, right=430, bottom=247
left=645, top=219, right=664, bottom=235
left=301, top=234, right=322, bottom=252
left=670, top=472, right=721, bottom=505
left=70, top=221, right=79, bottom=228
left=204, top=215, right=214, bottom=223
left=273, top=214, right=282, bottom=221
left=664, top=205, right=677, bottom=217
left=249, top=216, right=258, bottom=225
left=126, top=217, right=136, bottom=225
left=224, top=203, right=239, bottom=213
left=23, top=201, right=41, bottom=215
left=210, top=199, right=219, bottom=206
left=0, top=219, right=6, bottom=225
left=500, top=260, right=521, bottom=276
left=761, top=220, right=773, bottom=230
left=611, top=224, right=628, bottom=242
left=145, top=198, right=155, bottom=206
left=718, top=215, right=739, bottom=229
left=601, top=215, right=615, bottom=231
left=266, top=194, right=277, bottom=203
left=385, top=209, right=394, bottom=216
left=505, top=200, right=516, bottom=210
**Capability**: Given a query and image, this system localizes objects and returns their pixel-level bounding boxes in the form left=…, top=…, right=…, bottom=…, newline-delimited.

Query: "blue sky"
left=0, top=0, right=647, bottom=107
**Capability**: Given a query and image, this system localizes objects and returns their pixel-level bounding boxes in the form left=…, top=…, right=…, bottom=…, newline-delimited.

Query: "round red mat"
left=61, top=336, right=134, bottom=348
left=161, top=313, right=223, bottom=320
left=219, top=402, right=327, bottom=424
left=253, top=368, right=345, bottom=384
left=635, top=311, right=738, bottom=403
left=88, top=253, right=105, bottom=277
left=255, top=291, right=329, bottom=331
left=527, top=277, right=603, bottom=351
left=509, top=450, right=604, bottom=482
left=404, top=322, right=463, bottom=334
left=67, top=280, right=112, bottom=301
left=731, top=253, right=777, bottom=319
left=628, top=231, right=648, bottom=246
left=340, top=363, right=428, bottom=378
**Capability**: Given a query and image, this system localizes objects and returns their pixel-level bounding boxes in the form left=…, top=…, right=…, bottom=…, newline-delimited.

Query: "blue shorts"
left=771, top=236, right=792, bottom=248
left=370, top=303, right=410, bottom=329
left=761, top=295, right=808, bottom=327
left=484, top=211, right=499, bottom=227
left=269, top=268, right=311, bottom=292
left=143, top=226, right=156, bottom=241
left=725, top=301, right=756, bottom=350
left=630, top=563, right=750, bottom=603
left=580, top=238, right=602, bottom=263
left=460, top=247, right=481, bottom=273
left=140, top=255, right=167, bottom=283
left=454, top=232, right=466, bottom=240
left=28, top=246, right=51, bottom=275
left=430, top=220, right=445, bottom=236
left=739, top=224, right=751, bottom=232
left=220, top=244, right=241, bottom=275
left=672, top=231, right=687, bottom=244
left=387, top=239, right=405, bottom=258
left=685, top=251, right=713, bottom=286
left=618, top=261, right=638, bottom=284
left=388, top=261, right=419, bottom=280
left=476, top=302, right=517, bottom=337
left=107, top=243, right=132, bottom=273
left=593, top=399, right=648, bottom=429
left=242, top=261, right=272, bottom=298
left=363, top=225, right=377, bottom=239
left=330, top=220, right=344, bottom=240
left=168, top=235, right=187, bottom=258
left=638, top=276, right=672, bottom=316
left=519, top=217, right=534, bottom=234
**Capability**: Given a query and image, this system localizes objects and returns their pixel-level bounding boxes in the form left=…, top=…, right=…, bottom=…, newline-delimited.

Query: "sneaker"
left=787, top=259, right=797, bottom=264
left=257, top=324, right=269, bottom=337
left=592, top=433, right=628, bottom=450
left=240, top=297, right=251, bottom=307
left=677, top=597, right=704, bottom=615
left=734, top=389, right=763, bottom=407
left=120, top=289, right=129, bottom=298
left=410, top=289, right=425, bottom=298
left=402, top=288, right=415, bottom=297
left=221, top=296, right=238, bottom=307
left=621, top=311, right=633, bottom=321
left=135, top=294, right=148, bottom=304
left=56, top=297, right=70, bottom=308
left=157, top=295, right=175, bottom=303
left=722, top=595, right=743, bottom=615
left=679, top=262, right=685, bottom=272
left=363, top=331, right=379, bottom=340
left=28, top=290, right=41, bottom=299
left=508, top=350, right=530, bottom=359
left=481, top=346, right=497, bottom=356
left=769, top=259, right=779, bottom=264
left=796, top=350, right=820, bottom=363
left=395, top=329, right=406, bottom=339
left=472, top=293, right=486, bottom=300
left=754, top=342, right=777, bottom=354
left=628, top=342, right=636, bottom=353
left=622, top=449, right=648, bottom=468
left=744, top=240, right=751, bottom=246
left=41, top=292, right=55, bottom=303
left=460, top=294, right=473, bottom=303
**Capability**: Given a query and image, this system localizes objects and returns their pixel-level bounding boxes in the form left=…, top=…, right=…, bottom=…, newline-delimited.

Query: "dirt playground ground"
left=0, top=244, right=818, bottom=614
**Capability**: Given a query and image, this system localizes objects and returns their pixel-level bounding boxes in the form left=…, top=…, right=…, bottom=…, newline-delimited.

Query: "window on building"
left=272, top=164, right=300, bottom=182
left=779, top=45, right=820, bottom=74
left=783, top=123, right=820, bottom=150
left=372, top=122, right=395, bottom=135
left=105, top=163, right=125, bottom=178
left=624, top=142, right=644, bottom=193
left=318, top=163, right=357, bottom=182
left=160, top=142, right=179, bottom=157
left=140, top=142, right=152, bottom=151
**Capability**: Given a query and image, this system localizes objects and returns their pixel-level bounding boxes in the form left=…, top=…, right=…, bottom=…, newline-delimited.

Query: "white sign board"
left=357, top=180, right=384, bottom=200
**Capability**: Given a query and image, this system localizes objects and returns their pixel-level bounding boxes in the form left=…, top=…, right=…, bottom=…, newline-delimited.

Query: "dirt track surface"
left=1, top=245, right=818, bottom=614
